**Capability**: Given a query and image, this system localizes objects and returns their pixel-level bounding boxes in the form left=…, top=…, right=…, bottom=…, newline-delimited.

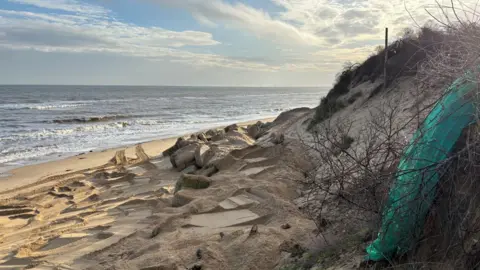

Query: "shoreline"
left=0, top=116, right=276, bottom=194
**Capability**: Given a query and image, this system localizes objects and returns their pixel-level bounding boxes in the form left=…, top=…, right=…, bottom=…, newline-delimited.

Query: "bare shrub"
left=297, top=91, right=413, bottom=234
left=291, top=2, right=480, bottom=268
left=405, top=4, right=480, bottom=267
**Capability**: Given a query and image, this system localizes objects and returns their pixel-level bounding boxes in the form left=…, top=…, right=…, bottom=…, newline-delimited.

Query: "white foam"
left=29, top=103, right=88, bottom=110
left=0, top=101, right=89, bottom=110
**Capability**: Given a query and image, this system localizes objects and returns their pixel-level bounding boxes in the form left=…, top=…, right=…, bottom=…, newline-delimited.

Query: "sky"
left=0, top=0, right=477, bottom=86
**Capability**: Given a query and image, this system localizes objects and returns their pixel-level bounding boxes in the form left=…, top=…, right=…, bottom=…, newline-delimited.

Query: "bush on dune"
left=309, top=26, right=447, bottom=128
left=311, top=63, right=356, bottom=125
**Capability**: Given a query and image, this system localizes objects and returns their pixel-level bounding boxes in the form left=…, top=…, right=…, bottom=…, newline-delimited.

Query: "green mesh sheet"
left=366, top=74, right=477, bottom=261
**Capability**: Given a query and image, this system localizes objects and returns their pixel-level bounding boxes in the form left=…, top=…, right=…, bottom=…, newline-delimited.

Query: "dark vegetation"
left=310, top=26, right=447, bottom=128
left=347, top=92, right=362, bottom=104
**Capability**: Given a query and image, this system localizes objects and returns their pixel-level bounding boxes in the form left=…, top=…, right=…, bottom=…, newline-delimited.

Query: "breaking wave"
left=51, top=115, right=131, bottom=124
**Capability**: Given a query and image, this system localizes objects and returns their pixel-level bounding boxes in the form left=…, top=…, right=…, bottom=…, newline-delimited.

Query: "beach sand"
left=0, top=113, right=320, bottom=270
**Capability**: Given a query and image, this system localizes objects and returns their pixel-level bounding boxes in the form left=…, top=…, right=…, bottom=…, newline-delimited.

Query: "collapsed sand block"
left=170, top=143, right=199, bottom=170
left=202, top=139, right=253, bottom=170
left=247, top=121, right=267, bottom=139
left=254, top=130, right=287, bottom=148
left=163, top=137, right=199, bottom=157
left=197, top=133, right=208, bottom=142
left=240, top=166, right=276, bottom=177
left=270, top=133, right=285, bottom=144
left=127, top=166, right=147, bottom=176
left=205, top=129, right=217, bottom=138
left=194, top=144, right=212, bottom=168
left=224, top=123, right=239, bottom=133
left=134, top=144, right=149, bottom=162
left=106, top=173, right=136, bottom=185
left=201, top=146, right=229, bottom=169
left=181, top=164, right=198, bottom=174
left=187, top=209, right=261, bottom=228
left=218, top=195, right=258, bottom=210
left=225, top=130, right=255, bottom=146
left=108, top=150, right=127, bottom=166
left=214, top=154, right=239, bottom=171
left=172, top=191, right=195, bottom=207
left=229, top=145, right=265, bottom=159
left=162, top=145, right=178, bottom=157
left=195, top=166, right=218, bottom=177
left=174, top=174, right=212, bottom=193
left=210, top=133, right=226, bottom=142
left=181, top=165, right=198, bottom=175
left=247, top=124, right=261, bottom=139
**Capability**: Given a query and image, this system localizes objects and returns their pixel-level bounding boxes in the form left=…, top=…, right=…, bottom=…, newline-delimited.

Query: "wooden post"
left=384, top=27, right=388, bottom=90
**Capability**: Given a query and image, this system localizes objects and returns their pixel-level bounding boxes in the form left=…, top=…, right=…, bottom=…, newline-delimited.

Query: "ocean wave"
left=0, top=143, right=83, bottom=165
left=0, top=98, right=148, bottom=111
left=51, top=115, right=131, bottom=124
left=223, top=93, right=320, bottom=98
left=133, top=119, right=162, bottom=126
left=78, top=122, right=129, bottom=131
left=29, top=103, right=88, bottom=110
left=0, top=122, right=130, bottom=142
left=179, top=96, right=208, bottom=100
left=0, top=102, right=88, bottom=110
left=0, top=147, right=54, bottom=164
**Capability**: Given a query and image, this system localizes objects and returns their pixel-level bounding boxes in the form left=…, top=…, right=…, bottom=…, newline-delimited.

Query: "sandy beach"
left=0, top=114, right=321, bottom=270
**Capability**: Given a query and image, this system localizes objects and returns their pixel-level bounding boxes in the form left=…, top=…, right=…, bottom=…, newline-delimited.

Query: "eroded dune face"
left=0, top=114, right=320, bottom=270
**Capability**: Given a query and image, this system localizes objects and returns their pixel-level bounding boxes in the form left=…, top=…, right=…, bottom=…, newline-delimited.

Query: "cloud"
left=313, top=45, right=378, bottom=63
left=281, top=0, right=480, bottom=73
left=7, top=0, right=108, bottom=16
left=285, top=0, right=480, bottom=37
left=272, top=1, right=384, bottom=45
left=192, top=13, right=218, bottom=28
left=147, top=0, right=394, bottom=68
left=152, top=0, right=325, bottom=47
left=1, top=0, right=338, bottom=72
left=1, top=5, right=278, bottom=71
left=8, top=0, right=480, bottom=80
left=0, top=10, right=221, bottom=48
left=2, top=0, right=338, bottom=73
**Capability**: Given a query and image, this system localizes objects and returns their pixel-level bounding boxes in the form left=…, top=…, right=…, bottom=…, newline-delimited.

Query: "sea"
left=0, top=85, right=325, bottom=174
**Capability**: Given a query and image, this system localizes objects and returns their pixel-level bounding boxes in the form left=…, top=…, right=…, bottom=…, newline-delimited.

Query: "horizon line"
left=0, top=84, right=331, bottom=88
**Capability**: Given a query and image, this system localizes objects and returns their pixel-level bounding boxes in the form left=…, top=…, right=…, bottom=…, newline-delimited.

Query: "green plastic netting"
left=366, top=73, right=477, bottom=261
